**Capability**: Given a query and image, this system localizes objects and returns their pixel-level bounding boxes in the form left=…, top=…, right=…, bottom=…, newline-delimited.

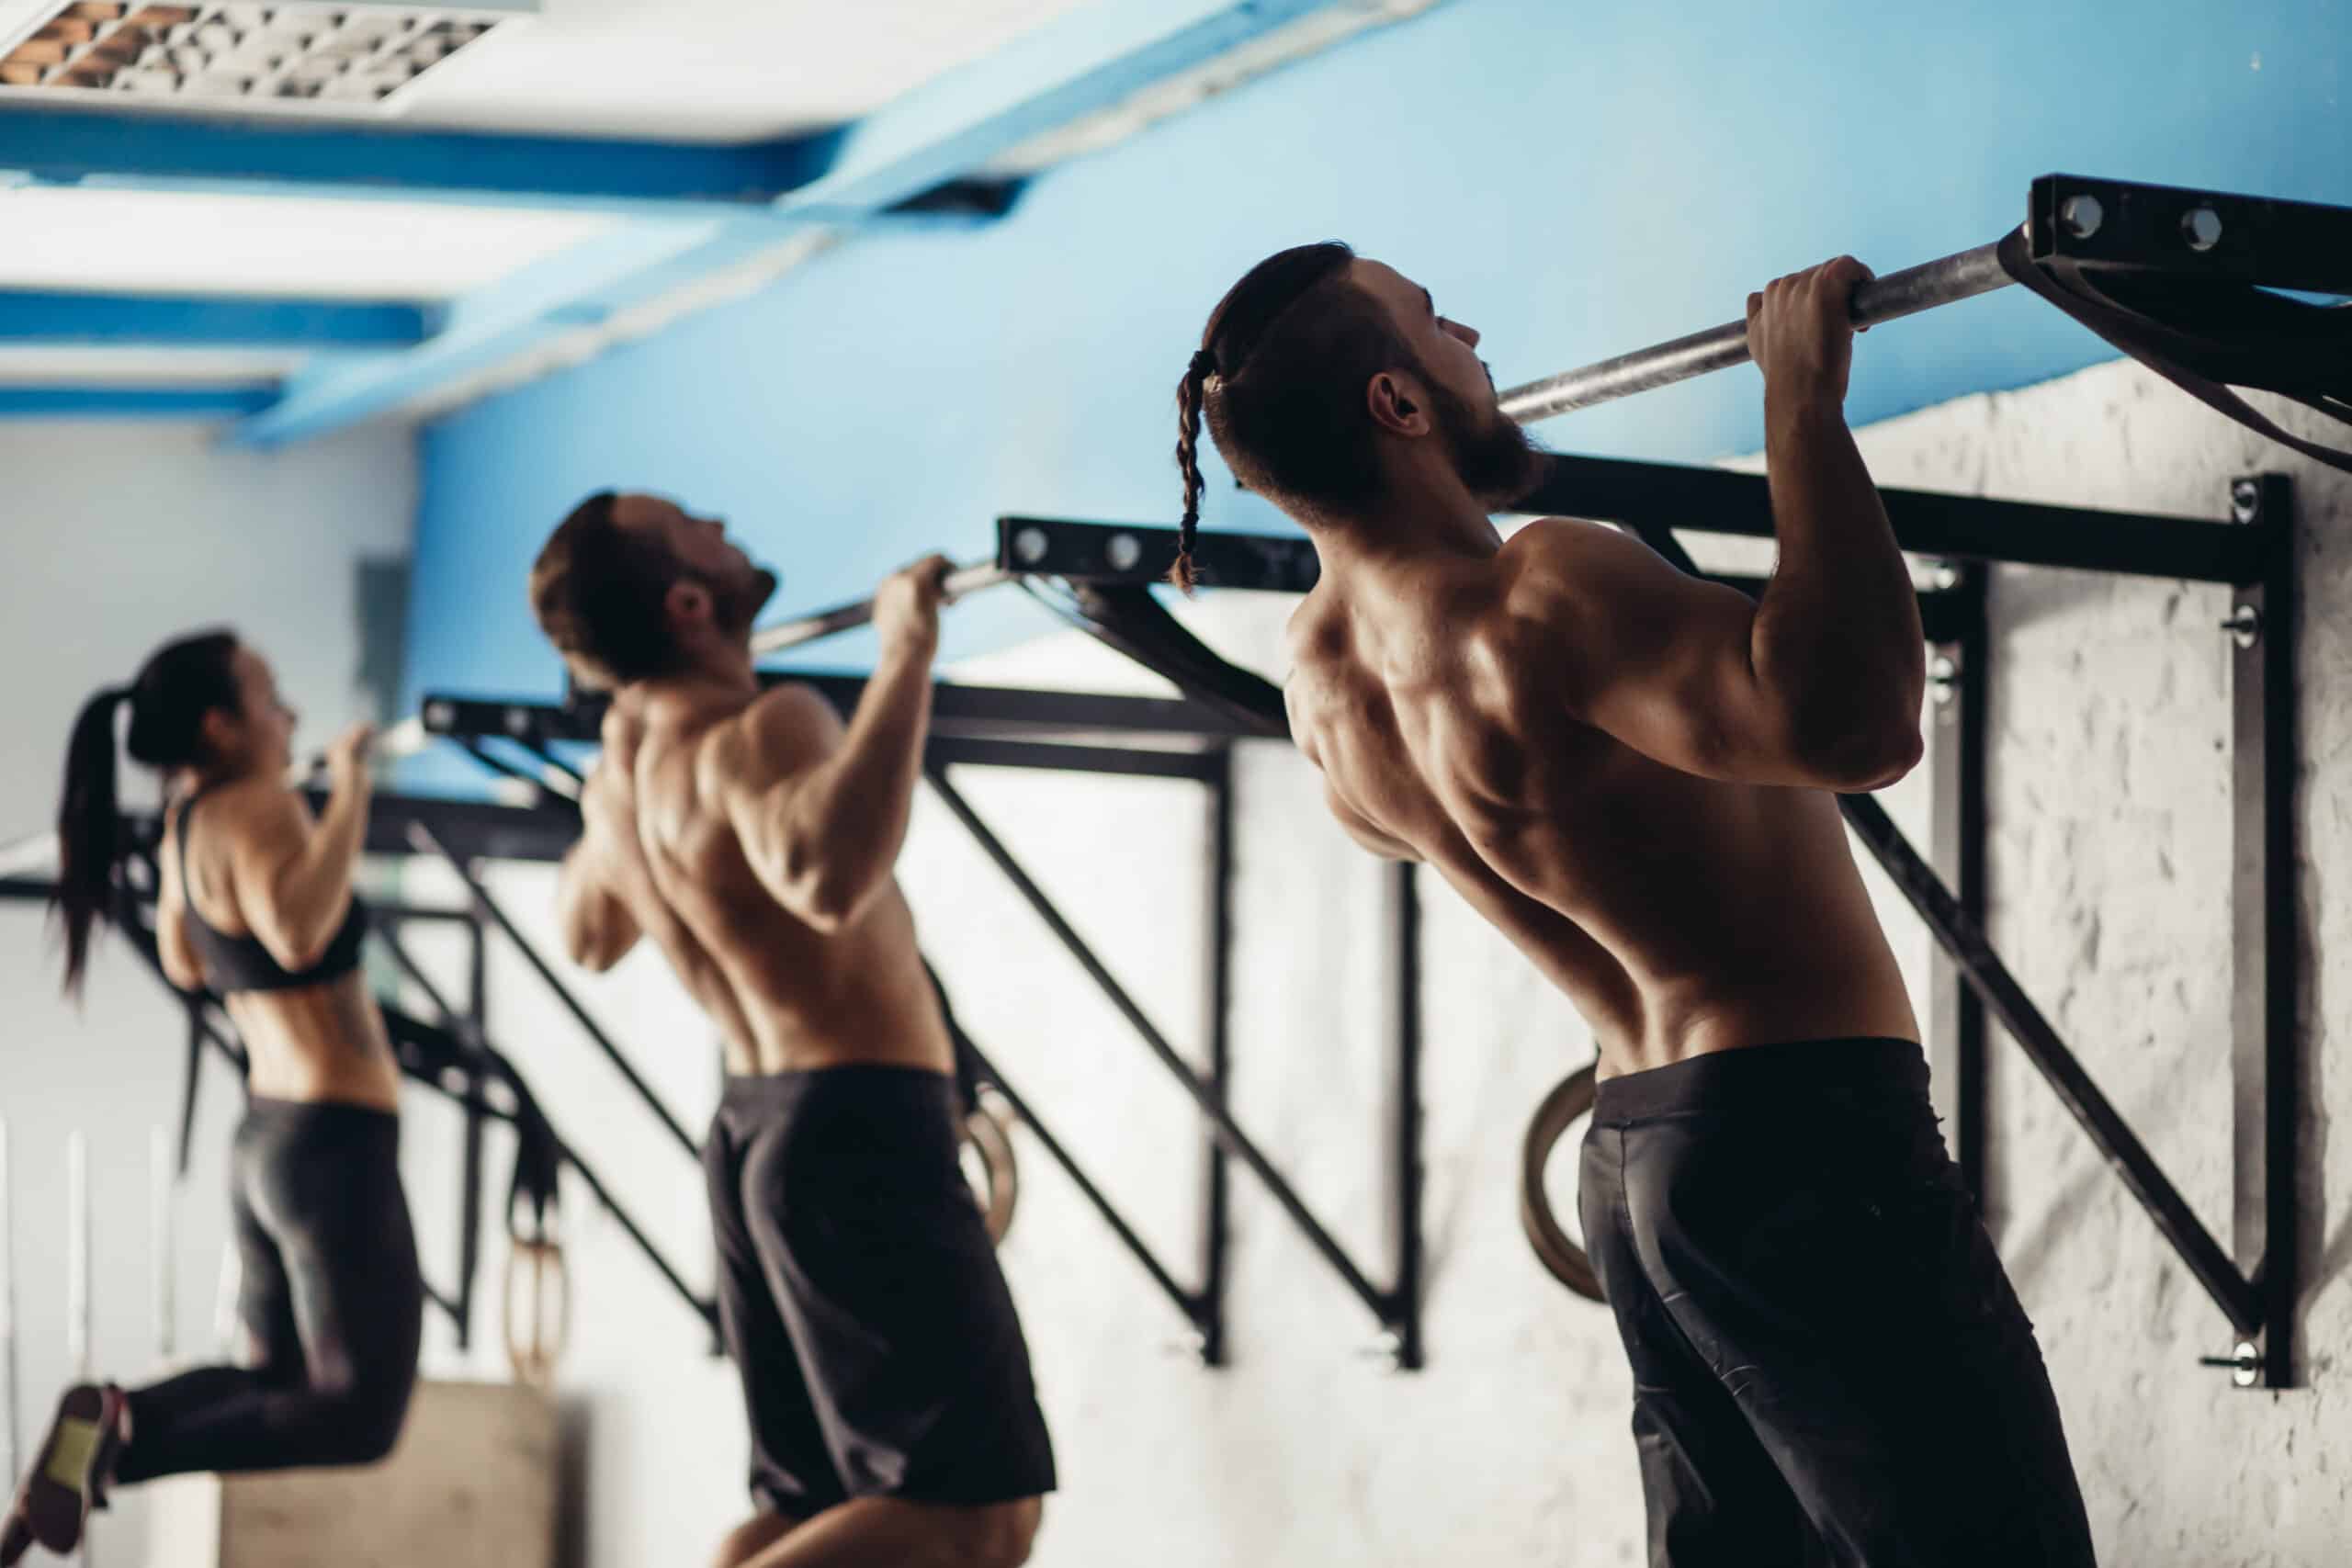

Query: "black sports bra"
left=174, top=786, right=368, bottom=994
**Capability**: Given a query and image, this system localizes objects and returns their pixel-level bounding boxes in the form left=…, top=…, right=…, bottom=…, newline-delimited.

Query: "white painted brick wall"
left=1840, top=364, right=2350, bottom=1568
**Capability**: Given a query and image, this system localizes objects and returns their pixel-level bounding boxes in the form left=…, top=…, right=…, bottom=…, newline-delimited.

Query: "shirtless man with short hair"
left=531, top=493, right=1052, bottom=1568
left=1174, top=247, right=2096, bottom=1565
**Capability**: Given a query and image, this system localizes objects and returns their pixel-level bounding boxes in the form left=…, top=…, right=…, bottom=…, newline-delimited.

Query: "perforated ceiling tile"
left=0, top=2, right=526, bottom=111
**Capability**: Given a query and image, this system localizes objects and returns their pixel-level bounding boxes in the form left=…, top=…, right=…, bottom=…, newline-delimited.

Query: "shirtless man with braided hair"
left=1175, top=247, right=2096, bottom=1566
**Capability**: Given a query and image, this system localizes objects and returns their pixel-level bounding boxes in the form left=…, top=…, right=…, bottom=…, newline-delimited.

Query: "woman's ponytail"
left=55, top=686, right=131, bottom=999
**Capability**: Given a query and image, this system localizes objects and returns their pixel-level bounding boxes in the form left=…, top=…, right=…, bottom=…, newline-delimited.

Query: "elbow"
left=556, top=905, right=614, bottom=974
left=1799, top=714, right=1925, bottom=792
left=562, top=931, right=618, bottom=974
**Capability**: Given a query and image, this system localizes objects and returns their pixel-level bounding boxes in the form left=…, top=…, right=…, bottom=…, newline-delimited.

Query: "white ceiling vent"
left=0, top=2, right=532, bottom=113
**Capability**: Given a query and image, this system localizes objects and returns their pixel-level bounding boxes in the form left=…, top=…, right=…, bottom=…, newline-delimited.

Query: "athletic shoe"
left=10, top=1382, right=127, bottom=1560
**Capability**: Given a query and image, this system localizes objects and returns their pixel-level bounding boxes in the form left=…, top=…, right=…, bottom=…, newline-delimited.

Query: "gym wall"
left=0, top=419, right=417, bottom=1561
left=390, top=367, right=2351, bottom=1566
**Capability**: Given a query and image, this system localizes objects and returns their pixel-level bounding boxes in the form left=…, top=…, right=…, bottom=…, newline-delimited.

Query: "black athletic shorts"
left=1579, top=1037, right=2098, bottom=1566
left=703, top=1066, right=1057, bottom=1515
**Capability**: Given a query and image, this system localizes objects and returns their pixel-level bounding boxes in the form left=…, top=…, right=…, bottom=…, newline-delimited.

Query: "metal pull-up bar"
left=1497, top=238, right=2018, bottom=424
left=748, top=560, right=1011, bottom=655
left=286, top=713, right=431, bottom=786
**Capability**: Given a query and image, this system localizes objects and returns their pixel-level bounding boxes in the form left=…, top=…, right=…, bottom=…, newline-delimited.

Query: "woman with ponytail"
left=6, top=631, right=423, bottom=1566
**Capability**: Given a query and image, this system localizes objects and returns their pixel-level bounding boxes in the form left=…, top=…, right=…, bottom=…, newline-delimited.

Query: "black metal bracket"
left=994, top=513, right=1984, bottom=637
left=2030, top=173, right=2352, bottom=294
left=2226, top=473, right=2299, bottom=1389
left=424, top=678, right=1271, bottom=752
left=1927, top=563, right=1990, bottom=1201
left=924, top=761, right=1423, bottom=1368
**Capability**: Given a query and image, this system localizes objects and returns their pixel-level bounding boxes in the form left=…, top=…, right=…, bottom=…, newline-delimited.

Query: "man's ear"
left=1366, top=370, right=1432, bottom=437
left=664, top=578, right=711, bottom=627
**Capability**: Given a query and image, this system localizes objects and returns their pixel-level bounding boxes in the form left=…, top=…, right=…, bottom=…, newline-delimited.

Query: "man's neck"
left=628, top=645, right=761, bottom=725
left=1313, top=461, right=1503, bottom=576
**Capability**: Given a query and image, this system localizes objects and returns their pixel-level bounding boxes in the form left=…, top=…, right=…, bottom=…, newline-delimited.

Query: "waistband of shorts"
left=720, top=1063, right=956, bottom=1103
left=1591, top=1036, right=1928, bottom=1124
left=242, top=1095, right=400, bottom=1126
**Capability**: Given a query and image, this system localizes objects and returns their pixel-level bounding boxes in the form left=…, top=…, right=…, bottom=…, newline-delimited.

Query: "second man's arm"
left=725, top=557, right=951, bottom=932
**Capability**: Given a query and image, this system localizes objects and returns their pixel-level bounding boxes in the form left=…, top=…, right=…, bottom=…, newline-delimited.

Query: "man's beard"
left=711, top=565, right=780, bottom=643
left=1429, top=376, right=1546, bottom=510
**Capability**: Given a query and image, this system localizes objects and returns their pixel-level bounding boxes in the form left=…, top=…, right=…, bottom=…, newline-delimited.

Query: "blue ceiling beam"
left=0, top=385, right=277, bottom=419
left=228, top=0, right=1357, bottom=449
left=0, top=109, right=847, bottom=219
left=0, top=290, right=430, bottom=347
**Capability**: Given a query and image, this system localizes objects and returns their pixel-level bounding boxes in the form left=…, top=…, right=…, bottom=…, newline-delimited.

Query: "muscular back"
left=1286, top=518, right=1917, bottom=1075
left=566, top=689, right=952, bottom=1077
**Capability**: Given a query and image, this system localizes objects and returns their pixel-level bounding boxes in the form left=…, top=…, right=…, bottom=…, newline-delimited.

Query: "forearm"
left=786, top=644, right=933, bottom=920
left=553, top=845, right=603, bottom=964
left=272, top=782, right=367, bottom=954
left=1750, top=399, right=1925, bottom=750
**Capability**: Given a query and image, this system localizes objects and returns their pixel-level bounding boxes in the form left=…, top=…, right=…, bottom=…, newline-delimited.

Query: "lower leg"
left=733, top=1496, right=1042, bottom=1568
left=110, top=1359, right=413, bottom=1483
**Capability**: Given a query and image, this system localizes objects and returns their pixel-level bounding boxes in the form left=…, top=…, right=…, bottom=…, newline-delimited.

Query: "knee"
left=939, top=1498, right=1042, bottom=1568
left=316, top=1369, right=415, bottom=1466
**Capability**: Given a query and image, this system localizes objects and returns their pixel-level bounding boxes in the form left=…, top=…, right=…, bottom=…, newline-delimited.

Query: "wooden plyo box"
left=144, top=1380, right=558, bottom=1568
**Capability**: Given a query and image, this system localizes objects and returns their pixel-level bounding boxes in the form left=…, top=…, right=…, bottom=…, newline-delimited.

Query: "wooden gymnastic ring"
left=1520, top=1062, right=1605, bottom=1302
left=961, top=1090, right=1020, bottom=1246
left=503, top=1236, right=572, bottom=1387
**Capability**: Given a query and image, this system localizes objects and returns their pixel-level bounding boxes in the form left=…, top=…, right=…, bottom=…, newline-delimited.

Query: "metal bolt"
left=1928, top=654, right=1959, bottom=708
left=1105, top=532, right=1144, bottom=573
left=503, top=707, right=531, bottom=737
left=2181, top=206, right=2224, bottom=253
left=2224, top=604, right=2262, bottom=649
left=424, top=700, right=454, bottom=731
left=1012, top=526, right=1048, bottom=566
left=1928, top=560, right=1962, bottom=592
left=2231, top=479, right=2262, bottom=524
left=2198, top=1340, right=2262, bottom=1388
left=2059, top=194, right=2104, bottom=241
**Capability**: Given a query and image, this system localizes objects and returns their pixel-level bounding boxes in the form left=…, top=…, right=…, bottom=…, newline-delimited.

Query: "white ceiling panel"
left=0, top=0, right=1107, bottom=140
left=0, top=344, right=300, bottom=381
left=390, top=0, right=1104, bottom=141
left=0, top=184, right=616, bottom=295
